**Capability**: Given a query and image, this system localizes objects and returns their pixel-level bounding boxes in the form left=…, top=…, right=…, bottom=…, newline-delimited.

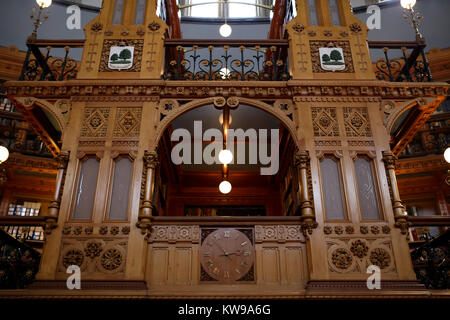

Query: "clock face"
left=199, top=228, right=254, bottom=283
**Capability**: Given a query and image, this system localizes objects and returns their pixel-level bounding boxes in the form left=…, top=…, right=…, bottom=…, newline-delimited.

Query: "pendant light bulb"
left=219, top=149, right=233, bottom=165
left=219, top=180, right=232, bottom=194
left=219, top=23, right=232, bottom=38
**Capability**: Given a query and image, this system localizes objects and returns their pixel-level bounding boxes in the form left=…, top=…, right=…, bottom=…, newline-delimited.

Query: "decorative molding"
left=148, top=225, right=200, bottom=243
left=254, top=225, right=304, bottom=243
left=327, top=238, right=396, bottom=274
left=58, top=239, right=127, bottom=274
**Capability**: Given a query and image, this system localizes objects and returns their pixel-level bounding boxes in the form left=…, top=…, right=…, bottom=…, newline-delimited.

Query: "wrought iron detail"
left=164, top=41, right=290, bottom=81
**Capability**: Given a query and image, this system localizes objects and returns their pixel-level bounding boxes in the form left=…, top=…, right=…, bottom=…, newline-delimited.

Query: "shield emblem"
left=108, top=46, right=134, bottom=70
left=319, top=47, right=345, bottom=71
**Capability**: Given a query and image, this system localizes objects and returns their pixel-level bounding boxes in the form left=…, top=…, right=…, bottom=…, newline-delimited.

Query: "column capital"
left=56, top=150, right=70, bottom=170
left=295, top=150, right=310, bottom=169
left=382, top=150, right=397, bottom=170
left=143, top=150, right=159, bottom=170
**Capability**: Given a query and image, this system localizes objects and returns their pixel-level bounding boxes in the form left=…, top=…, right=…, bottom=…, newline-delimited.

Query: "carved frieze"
left=148, top=226, right=200, bottom=243
left=58, top=239, right=127, bottom=274
left=327, top=238, right=396, bottom=274
left=254, top=225, right=304, bottom=243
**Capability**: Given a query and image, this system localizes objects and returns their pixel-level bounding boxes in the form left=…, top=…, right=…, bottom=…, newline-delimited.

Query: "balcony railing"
left=163, top=39, right=290, bottom=81
left=19, top=38, right=84, bottom=81
left=408, top=216, right=450, bottom=290
left=0, top=217, right=43, bottom=289
left=15, top=37, right=435, bottom=83
left=368, top=40, right=433, bottom=82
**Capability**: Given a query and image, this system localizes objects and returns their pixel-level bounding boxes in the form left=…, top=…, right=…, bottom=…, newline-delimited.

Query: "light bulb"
left=0, top=146, right=9, bottom=164
left=218, top=149, right=233, bottom=165
left=219, top=113, right=232, bottom=125
left=36, top=0, right=52, bottom=8
left=219, top=180, right=232, bottom=194
left=444, top=147, right=450, bottom=163
left=219, top=24, right=232, bottom=38
left=400, top=0, right=416, bottom=9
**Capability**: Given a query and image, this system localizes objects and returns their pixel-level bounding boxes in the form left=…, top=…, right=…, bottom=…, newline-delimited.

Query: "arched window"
left=178, top=0, right=273, bottom=19
left=72, top=157, right=100, bottom=220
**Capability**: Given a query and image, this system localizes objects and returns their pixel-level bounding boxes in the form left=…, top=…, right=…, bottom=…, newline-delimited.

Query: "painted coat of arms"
left=319, top=47, right=345, bottom=71
left=108, top=46, right=134, bottom=70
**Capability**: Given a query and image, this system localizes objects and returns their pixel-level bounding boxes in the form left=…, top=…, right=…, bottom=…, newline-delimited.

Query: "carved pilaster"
left=137, top=150, right=159, bottom=239
left=382, top=151, right=410, bottom=235
left=45, top=150, right=70, bottom=235
left=295, top=150, right=318, bottom=237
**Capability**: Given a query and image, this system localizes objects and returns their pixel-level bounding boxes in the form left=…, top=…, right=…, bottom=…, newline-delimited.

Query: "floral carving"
left=371, top=226, right=380, bottom=234
left=121, top=226, right=130, bottom=235
left=99, top=226, right=108, bottom=235
left=91, top=22, right=103, bottom=33
left=110, top=226, right=120, bottom=235
left=370, top=248, right=391, bottom=269
left=292, top=23, right=305, bottom=33
left=324, top=226, right=333, bottom=235
left=101, top=248, right=123, bottom=271
left=73, top=226, right=82, bottom=235
left=331, top=248, right=353, bottom=269
left=63, top=249, right=84, bottom=268
left=84, top=242, right=103, bottom=259
left=334, top=226, right=344, bottom=235
left=360, top=226, right=369, bottom=234
left=382, top=225, right=391, bottom=234
left=345, top=226, right=354, bottom=234
left=311, top=107, right=339, bottom=137
left=148, top=22, right=160, bottom=31
left=349, top=23, right=362, bottom=34
left=63, top=226, right=71, bottom=235
left=344, top=107, right=372, bottom=137
left=350, top=240, right=369, bottom=258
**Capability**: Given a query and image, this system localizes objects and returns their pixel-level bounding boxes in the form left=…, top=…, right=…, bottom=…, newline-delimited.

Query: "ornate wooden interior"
left=0, top=0, right=449, bottom=299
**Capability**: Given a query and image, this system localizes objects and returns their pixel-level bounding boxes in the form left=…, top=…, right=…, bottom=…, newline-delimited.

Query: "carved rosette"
left=331, top=248, right=353, bottom=270
left=327, top=238, right=395, bottom=274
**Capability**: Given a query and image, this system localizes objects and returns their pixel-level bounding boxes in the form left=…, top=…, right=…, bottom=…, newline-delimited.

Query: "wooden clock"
left=199, top=227, right=255, bottom=283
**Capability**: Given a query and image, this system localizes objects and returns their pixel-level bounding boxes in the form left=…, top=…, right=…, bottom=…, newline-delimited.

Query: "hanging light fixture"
left=219, top=149, right=233, bottom=165
left=400, top=0, right=416, bottom=9
left=219, top=180, right=232, bottom=194
left=444, top=147, right=450, bottom=163
left=0, top=146, right=9, bottom=164
left=219, top=23, right=232, bottom=38
left=36, top=0, right=52, bottom=8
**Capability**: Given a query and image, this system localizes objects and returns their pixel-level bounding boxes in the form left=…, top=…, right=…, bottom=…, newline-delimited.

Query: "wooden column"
left=45, top=150, right=69, bottom=234
left=295, top=150, right=318, bottom=236
left=137, top=150, right=159, bottom=238
left=382, top=150, right=409, bottom=234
